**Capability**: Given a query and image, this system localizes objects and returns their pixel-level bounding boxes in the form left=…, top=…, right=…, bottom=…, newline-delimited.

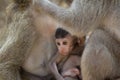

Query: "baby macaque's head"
left=55, top=28, right=78, bottom=56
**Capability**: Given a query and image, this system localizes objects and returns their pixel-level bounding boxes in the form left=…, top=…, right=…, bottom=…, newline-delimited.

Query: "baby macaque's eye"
left=63, top=41, right=67, bottom=45
left=57, top=42, right=60, bottom=46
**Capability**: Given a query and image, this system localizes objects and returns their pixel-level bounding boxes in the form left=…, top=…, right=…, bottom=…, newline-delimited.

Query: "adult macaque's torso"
left=22, top=10, right=58, bottom=76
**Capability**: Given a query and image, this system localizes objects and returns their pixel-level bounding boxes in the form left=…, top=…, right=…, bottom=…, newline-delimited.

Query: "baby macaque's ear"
left=78, top=36, right=85, bottom=46
left=77, top=38, right=81, bottom=45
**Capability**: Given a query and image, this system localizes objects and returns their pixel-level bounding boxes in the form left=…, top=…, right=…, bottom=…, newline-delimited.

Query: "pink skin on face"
left=56, top=35, right=73, bottom=56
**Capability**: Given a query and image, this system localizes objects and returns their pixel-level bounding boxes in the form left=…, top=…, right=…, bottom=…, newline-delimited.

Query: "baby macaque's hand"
left=62, top=68, right=80, bottom=78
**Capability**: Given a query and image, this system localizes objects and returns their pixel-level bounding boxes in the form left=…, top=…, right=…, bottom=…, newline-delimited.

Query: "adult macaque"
left=0, top=0, right=60, bottom=80
left=33, top=0, right=120, bottom=80
left=0, top=0, right=76, bottom=80
left=49, top=28, right=84, bottom=80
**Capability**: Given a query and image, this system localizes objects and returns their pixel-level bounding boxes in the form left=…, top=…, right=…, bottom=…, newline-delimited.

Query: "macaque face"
left=56, top=35, right=73, bottom=56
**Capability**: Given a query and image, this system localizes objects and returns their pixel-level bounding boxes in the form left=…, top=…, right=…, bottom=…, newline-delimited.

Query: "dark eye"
left=57, top=42, right=60, bottom=46
left=63, top=41, right=67, bottom=45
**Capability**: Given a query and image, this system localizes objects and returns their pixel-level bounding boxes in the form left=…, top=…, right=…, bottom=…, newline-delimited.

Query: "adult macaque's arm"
left=33, top=0, right=75, bottom=26
left=0, top=12, right=36, bottom=64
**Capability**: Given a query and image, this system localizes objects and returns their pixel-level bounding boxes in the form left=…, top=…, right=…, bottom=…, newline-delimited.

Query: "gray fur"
left=34, top=0, right=120, bottom=80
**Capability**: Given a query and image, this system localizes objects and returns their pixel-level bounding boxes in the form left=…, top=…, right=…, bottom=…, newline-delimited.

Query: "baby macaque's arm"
left=49, top=52, right=64, bottom=80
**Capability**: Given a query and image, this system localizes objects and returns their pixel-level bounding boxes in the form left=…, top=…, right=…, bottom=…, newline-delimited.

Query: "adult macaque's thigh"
left=81, top=29, right=120, bottom=80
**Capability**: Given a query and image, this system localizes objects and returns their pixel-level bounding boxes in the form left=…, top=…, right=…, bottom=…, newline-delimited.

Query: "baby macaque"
left=49, top=28, right=85, bottom=80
